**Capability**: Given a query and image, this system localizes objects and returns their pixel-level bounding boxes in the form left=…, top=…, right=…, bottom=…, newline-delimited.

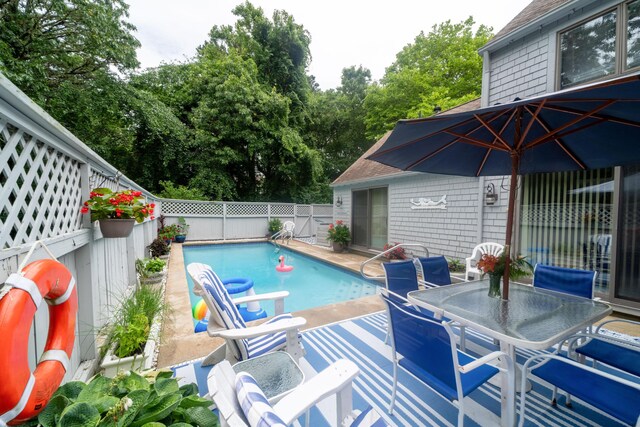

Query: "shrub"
left=148, top=237, right=169, bottom=257
left=34, top=371, right=217, bottom=426
left=448, top=258, right=465, bottom=272
left=268, top=218, right=283, bottom=233
left=327, top=220, right=351, bottom=245
left=383, top=243, right=406, bottom=260
left=103, top=286, right=167, bottom=359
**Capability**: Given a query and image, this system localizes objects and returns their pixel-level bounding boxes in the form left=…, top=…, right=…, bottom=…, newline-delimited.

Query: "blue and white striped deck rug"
left=172, top=312, right=636, bottom=426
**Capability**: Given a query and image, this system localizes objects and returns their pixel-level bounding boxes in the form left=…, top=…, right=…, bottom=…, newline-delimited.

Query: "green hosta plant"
left=136, top=258, right=166, bottom=278
left=18, top=371, right=218, bottom=427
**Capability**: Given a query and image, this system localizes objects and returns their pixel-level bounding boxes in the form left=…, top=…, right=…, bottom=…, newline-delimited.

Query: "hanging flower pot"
left=98, top=218, right=135, bottom=238
left=81, top=188, right=156, bottom=239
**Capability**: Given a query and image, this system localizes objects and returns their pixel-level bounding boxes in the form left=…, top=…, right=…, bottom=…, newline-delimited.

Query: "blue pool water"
left=183, top=243, right=379, bottom=325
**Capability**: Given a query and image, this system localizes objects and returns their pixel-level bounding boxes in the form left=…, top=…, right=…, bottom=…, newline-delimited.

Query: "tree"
left=204, top=1, right=312, bottom=126
left=364, top=17, right=492, bottom=139
left=189, top=49, right=322, bottom=201
left=305, top=66, right=374, bottom=179
left=0, top=0, right=139, bottom=104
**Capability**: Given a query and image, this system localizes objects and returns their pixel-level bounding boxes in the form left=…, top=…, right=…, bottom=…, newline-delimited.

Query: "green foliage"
left=158, top=225, right=180, bottom=241
left=176, top=217, right=189, bottom=236
left=158, top=181, right=207, bottom=201
left=304, top=66, right=375, bottom=181
left=28, top=372, right=216, bottom=427
left=102, top=286, right=167, bottom=359
left=447, top=258, right=465, bottom=272
left=327, top=220, right=351, bottom=245
left=136, top=258, right=166, bottom=277
left=147, top=237, right=169, bottom=258
left=268, top=218, right=283, bottom=233
left=364, top=17, right=493, bottom=139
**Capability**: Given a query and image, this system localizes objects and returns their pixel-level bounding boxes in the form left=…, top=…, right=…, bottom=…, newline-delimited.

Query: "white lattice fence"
left=312, top=204, right=333, bottom=216
left=161, top=200, right=223, bottom=216
left=521, top=204, right=613, bottom=227
left=0, top=119, right=83, bottom=249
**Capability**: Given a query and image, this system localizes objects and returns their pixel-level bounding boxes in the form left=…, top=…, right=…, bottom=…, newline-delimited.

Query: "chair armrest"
left=567, top=331, right=640, bottom=352
left=595, top=318, right=640, bottom=333
left=216, top=317, right=306, bottom=340
left=459, top=350, right=513, bottom=374
left=274, top=359, right=360, bottom=425
left=232, top=291, right=290, bottom=305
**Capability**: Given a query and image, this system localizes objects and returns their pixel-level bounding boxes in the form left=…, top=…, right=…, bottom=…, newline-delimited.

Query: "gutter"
left=330, top=171, right=426, bottom=188
left=479, top=0, right=592, bottom=54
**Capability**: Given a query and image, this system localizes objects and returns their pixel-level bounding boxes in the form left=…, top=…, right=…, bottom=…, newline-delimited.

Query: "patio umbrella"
left=368, top=72, right=640, bottom=299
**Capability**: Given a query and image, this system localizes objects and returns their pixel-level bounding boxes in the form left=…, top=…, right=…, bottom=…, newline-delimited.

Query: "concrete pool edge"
left=157, top=240, right=386, bottom=368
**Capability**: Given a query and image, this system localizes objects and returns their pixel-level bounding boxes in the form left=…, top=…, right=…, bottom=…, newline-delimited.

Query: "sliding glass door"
left=351, top=187, right=388, bottom=250
left=614, top=165, right=640, bottom=303
left=520, top=169, right=613, bottom=294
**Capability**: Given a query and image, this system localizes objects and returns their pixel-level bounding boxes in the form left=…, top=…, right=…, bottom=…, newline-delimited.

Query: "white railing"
left=161, top=200, right=332, bottom=240
left=359, top=243, right=430, bottom=282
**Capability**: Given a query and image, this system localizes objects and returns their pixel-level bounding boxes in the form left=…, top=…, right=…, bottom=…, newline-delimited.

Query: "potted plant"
left=383, top=242, right=406, bottom=260
left=158, top=224, right=179, bottom=244
left=327, top=220, right=351, bottom=252
left=448, top=258, right=465, bottom=272
left=148, top=236, right=169, bottom=259
left=477, top=252, right=532, bottom=298
left=268, top=218, right=283, bottom=238
left=136, top=257, right=166, bottom=285
left=37, top=371, right=217, bottom=426
left=81, top=188, right=155, bottom=238
left=100, top=285, right=167, bottom=377
left=174, top=217, right=189, bottom=243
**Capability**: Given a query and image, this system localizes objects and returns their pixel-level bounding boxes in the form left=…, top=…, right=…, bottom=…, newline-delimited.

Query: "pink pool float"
left=276, top=255, right=294, bottom=272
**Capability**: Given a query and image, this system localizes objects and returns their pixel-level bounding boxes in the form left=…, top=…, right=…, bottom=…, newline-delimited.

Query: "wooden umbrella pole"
left=502, top=152, right=520, bottom=300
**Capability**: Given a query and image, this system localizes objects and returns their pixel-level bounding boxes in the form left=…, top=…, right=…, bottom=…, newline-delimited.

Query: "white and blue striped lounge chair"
left=187, top=263, right=306, bottom=366
left=209, top=358, right=389, bottom=427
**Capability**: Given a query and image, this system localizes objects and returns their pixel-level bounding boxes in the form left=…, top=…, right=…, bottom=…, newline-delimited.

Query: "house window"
left=559, top=1, right=640, bottom=89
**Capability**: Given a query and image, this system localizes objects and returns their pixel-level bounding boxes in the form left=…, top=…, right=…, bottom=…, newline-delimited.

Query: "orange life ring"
left=0, top=259, right=77, bottom=425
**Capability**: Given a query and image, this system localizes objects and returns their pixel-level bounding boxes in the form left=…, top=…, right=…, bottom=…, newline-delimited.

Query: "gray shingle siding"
left=334, top=174, right=508, bottom=260
left=488, top=34, right=550, bottom=105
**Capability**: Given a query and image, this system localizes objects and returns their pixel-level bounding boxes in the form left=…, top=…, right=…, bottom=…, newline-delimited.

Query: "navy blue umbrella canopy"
left=368, top=72, right=640, bottom=299
left=368, top=73, right=640, bottom=177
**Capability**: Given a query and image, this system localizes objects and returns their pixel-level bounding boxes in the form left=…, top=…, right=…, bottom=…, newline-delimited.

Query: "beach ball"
left=192, top=299, right=208, bottom=320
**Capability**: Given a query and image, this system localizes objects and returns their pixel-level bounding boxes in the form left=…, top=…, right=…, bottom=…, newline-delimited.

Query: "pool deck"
left=157, top=239, right=640, bottom=368
left=157, top=239, right=387, bottom=368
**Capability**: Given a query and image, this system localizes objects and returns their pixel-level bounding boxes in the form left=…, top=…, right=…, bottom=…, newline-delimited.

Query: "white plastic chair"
left=209, top=358, right=389, bottom=427
left=465, top=242, right=504, bottom=280
left=187, top=263, right=306, bottom=366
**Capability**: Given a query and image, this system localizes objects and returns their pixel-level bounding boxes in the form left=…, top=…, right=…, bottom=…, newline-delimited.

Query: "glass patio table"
left=407, top=280, right=612, bottom=426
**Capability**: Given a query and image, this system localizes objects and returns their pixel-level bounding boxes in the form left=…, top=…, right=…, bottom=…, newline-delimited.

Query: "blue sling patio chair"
left=518, top=353, right=640, bottom=427
left=187, top=263, right=306, bottom=366
left=568, top=318, right=640, bottom=378
left=382, top=293, right=515, bottom=427
left=381, top=259, right=420, bottom=302
left=417, top=255, right=466, bottom=288
left=209, top=358, right=389, bottom=427
left=532, top=264, right=597, bottom=299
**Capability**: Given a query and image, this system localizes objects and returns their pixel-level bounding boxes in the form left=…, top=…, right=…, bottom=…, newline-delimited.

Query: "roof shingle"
left=332, top=98, right=481, bottom=185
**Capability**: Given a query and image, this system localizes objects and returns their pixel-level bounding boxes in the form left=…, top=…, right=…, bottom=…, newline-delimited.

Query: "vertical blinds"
left=520, top=168, right=613, bottom=294
left=616, top=165, right=640, bottom=302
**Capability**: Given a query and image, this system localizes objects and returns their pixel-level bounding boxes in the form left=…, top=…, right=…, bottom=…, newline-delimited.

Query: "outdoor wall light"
left=485, top=183, right=498, bottom=205
left=335, top=196, right=343, bottom=207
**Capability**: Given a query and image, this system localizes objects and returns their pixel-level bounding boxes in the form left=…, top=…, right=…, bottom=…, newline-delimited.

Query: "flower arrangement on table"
left=383, top=242, right=406, bottom=260
left=81, top=188, right=155, bottom=222
left=477, top=252, right=532, bottom=297
left=327, top=220, right=351, bottom=246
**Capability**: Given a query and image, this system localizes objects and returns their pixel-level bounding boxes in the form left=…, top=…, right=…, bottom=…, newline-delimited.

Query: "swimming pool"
left=183, top=242, right=379, bottom=325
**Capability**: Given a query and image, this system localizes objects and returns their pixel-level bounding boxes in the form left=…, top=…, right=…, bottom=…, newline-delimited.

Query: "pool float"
left=276, top=255, right=294, bottom=272
left=0, top=259, right=78, bottom=425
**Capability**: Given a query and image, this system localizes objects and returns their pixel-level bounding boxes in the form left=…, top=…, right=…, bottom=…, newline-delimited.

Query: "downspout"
left=477, top=177, right=485, bottom=246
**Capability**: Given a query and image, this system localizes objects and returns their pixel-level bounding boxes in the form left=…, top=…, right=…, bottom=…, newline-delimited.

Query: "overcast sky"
left=127, top=0, right=532, bottom=90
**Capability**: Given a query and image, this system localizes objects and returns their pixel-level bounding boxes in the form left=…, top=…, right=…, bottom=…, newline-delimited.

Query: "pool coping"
left=156, top=240, right=386, bottom=368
